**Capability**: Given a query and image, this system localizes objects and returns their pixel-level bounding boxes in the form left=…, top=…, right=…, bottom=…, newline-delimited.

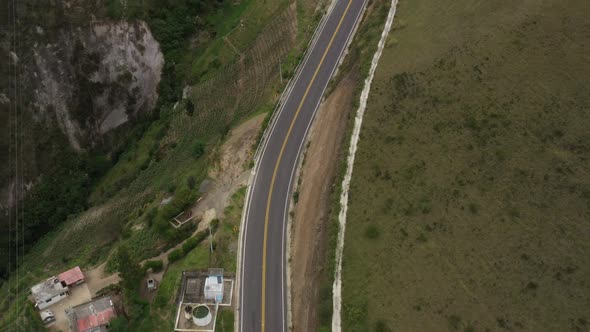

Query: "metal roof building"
left=67, top=296, right=117, bottom=332
left=58, top=266, right=85, bottom=287
left=31, top=277, right=69, bottom=310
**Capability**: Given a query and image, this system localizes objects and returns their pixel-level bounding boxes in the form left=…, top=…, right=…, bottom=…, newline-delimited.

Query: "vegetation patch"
left=314, top=1, right=393, bottom=331
left=342, top=0, right=590, bottom=330
left=1, top=0, right=323, bottom=329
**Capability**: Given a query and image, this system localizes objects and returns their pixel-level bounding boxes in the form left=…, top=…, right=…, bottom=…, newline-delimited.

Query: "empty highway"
left=238, top=0, right=367, bottom=331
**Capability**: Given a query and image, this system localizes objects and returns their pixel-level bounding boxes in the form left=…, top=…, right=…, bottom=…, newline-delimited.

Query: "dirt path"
left=85, top=261, right=120, bottom=297
left=290, top=73, right=356, bottom=332
left=83, top=114, right=265, bottom=296
left=193, top=112, right=265, bottom=231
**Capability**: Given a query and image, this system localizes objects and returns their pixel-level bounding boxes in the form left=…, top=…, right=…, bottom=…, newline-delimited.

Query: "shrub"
left=210, top=219, right=220, bottom=233
left=144, top=260, right=164, bottom=273
left=448, top=315, right=461, bottom=330
left=193, top=140, right=205, bottom=158
left=109, top=317, right=128, bottom=332
left=159, top=188, right=198, bottom=222
left=168, top=249, right=184, bottom=263
left=182, top=231, right=207, bottom=253
left=365, top=225, right=380, bottom=239
left=162, top=222, right=198, bottom=250
left=185, top=98, right=195, bottom=116
left=145, top=206, right=158, bottom=227
left=375, top=320, right=390, bottom=332
left=95, top=283, right=122, bottom=297
left=187, top=175, right=197, bottom=189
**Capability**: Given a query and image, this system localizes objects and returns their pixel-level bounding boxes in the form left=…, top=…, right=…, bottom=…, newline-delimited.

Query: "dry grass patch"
left=342, top=0, right=590, bottom=331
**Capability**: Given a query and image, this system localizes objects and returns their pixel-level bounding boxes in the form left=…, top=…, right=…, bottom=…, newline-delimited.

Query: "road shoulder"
left=289, top=72, right=356, bottom=332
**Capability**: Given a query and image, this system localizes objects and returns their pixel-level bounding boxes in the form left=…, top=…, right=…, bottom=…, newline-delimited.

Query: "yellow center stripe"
left=260, top=0, right=354, bottom=330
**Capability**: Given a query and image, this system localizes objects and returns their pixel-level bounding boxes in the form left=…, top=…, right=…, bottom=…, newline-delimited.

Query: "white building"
left=204, top=269, right=224, bottom=303
left=31, top=277, right=69, bottom=310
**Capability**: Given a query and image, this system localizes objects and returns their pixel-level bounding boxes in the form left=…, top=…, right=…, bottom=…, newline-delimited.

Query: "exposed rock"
left=31, top=21, right=164, bottom=150
left=10, top=51, right=18, bottom=63
left=0, top=93, right=8, bottom=104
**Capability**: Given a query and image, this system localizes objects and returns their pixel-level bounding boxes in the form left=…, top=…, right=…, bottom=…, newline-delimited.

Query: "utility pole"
left=279, top=60, right=283, bottom=84
left=208, top=224, right=213, bottom=254
left=208, top=224, right=213, bottom=267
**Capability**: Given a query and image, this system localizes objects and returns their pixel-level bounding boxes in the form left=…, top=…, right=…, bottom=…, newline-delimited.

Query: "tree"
left=116, top=245, right=143, bottom=294
left=187, top=175, right=196, bottom=189
left=185, top=98, right=195, bottom=116
left=192, top=140, right=205, bottom=158
left=108, top=317, right=128, bottom=332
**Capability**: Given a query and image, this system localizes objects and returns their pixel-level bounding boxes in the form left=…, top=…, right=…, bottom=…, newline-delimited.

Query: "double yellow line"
left=260, top=0, right=354, bottom=330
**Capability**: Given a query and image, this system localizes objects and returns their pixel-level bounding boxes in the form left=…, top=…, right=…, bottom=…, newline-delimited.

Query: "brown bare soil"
left=193, top=112, right=265, bottom=231
left=83, top=114, right=264, bottom=298
left=290, top=73, right=356, bottom=332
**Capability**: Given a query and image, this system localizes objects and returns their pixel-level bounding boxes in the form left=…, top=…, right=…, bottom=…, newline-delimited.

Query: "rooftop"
left=69, top=296, right=116, bottom=332
left=31, top=277, right=68, bottom=302
left=58, top=266, right=85, bottom=286
left=204, top=276, right=223, bottom=293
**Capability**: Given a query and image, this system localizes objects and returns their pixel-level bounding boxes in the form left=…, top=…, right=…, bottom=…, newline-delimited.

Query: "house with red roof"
left=58, top=266, right=85, bottom=287
left=67, top=296, right=117, bottom=332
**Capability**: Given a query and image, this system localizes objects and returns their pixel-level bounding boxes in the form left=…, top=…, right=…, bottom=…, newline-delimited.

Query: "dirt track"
left=82, top=114, right=264, bottom=297
left=290, top=73, right=356, bottom=332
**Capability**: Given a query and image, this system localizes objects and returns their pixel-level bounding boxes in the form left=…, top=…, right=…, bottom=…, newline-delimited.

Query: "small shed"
left=204, top=268, right=224, bottom=303
left=58, top=266, right=85, bottom=287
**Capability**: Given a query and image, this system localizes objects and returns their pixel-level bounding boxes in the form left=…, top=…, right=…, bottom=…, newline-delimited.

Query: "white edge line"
left=235, top=1, right=340, bottom=331
left=331, top=1, right=399, bottom=331
left=281, top=0, right=368, bottom=330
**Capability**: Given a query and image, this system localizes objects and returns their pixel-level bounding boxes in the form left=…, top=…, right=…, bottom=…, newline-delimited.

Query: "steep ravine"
left=1, top=18, right=163, bottom=208
left=32, top=20, right=163, bottom=150
left=0, top=2, right=164, bottom=279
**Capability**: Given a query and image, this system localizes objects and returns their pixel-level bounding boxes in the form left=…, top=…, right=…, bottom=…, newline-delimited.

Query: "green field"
left=342, top=0, right=590, bottom=331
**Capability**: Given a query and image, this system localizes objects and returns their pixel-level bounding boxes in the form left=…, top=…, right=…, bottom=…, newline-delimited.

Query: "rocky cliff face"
left=0, top=5, right=164, bottom=216
left=31, top=21, right=163, bottom=150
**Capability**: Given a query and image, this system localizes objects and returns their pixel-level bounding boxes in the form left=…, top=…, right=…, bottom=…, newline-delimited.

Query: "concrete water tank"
left=192, top=305, right=212, bottom=327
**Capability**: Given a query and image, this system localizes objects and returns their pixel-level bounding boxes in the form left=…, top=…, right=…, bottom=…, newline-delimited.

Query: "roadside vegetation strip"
left=332, top=0, right=398, bottom=331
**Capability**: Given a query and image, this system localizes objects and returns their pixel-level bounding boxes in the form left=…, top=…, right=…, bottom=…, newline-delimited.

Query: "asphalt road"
left=238, top=1, right=367, bottom=331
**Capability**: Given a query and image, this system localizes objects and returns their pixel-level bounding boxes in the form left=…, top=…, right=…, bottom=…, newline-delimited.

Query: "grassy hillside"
left=1, top=0, right=324, bottom=329
left=342, top=0, right=590, bottom=331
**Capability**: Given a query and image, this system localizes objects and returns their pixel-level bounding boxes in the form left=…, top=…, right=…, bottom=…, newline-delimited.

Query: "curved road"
left=238, top=1, right=367, bottom=331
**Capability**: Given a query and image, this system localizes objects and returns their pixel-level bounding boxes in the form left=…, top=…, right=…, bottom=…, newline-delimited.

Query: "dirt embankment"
left=83, top=114, right=265, bottom=297
left=290, top=73, right=357, bottom=332
left=192, top=112, right=265, bottom=230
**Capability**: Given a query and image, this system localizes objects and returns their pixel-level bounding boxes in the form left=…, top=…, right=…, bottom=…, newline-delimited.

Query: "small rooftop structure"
left=68, top=296, right=116, bottom=332
left=40, top=310, right=56, bottom=325
left=31, top=277, right=69, bottom=310
left=58, top=266, right=85, bottom=287
left=204, top=269, right=224, bottom=303
left=147, top=279, right=156, bottom=291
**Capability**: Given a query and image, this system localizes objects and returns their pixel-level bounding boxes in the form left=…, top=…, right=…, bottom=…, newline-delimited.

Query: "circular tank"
left=192, top=305, right=212, bottom=327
